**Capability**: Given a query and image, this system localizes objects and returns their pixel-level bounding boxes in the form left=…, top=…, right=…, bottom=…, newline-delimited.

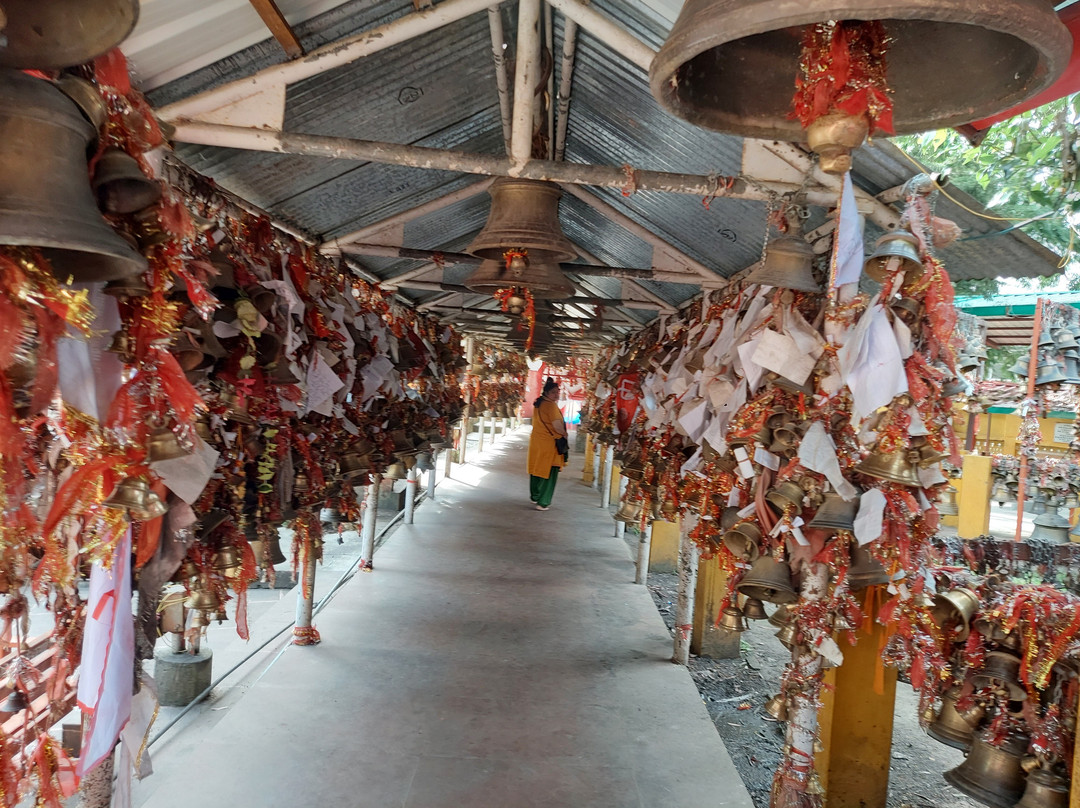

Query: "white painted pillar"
left=600, top=444, right=614, bottom=509
left=634, top=520, right=653, bottom=585
left=673, top=519, right=700, bottom=665
left=591, top=442, right=601, bottom=490
left=477, top=414, right=486, bottom=453
left=444, top=443, right=453, bottom=478
left=404, top=466, right=418, bottom=525
left=615, top=476, right=629, bottom=538
left=360, top=474, right=381, bottom=571
left=292, top=534, right=319, bottom=644
left=428, top=453, right=438, bottom=499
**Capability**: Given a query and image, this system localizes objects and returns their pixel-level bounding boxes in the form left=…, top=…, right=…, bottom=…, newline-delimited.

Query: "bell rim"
left=650, top=0, right=1072, bottom=140
left=0, top=1, right=141, bottom=70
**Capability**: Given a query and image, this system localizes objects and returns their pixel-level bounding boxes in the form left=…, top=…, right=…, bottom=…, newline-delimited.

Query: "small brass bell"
left=148, top=423, right=191, bottom=464
left=847, top=546, right=889, bottom=590
left=864, top=231, right=923, bottom=285
left=746, top=220, right=821, bottom=294
left=1015, top=767, right=1070, bottom=808
left=775, top=622, right=798, bottom=650
left=92, top=148, right=162, bottom=215
left=1, top=688, right=29, bottom=713
left=212, top=546, right=241, bottom=572
left=103, top=476, right=152, bottom=514
left=936, top=486, right=959, bottom=517
left=106, top=329, right=135, bottom=363
left=973, top=651, right=1027, bottom=701
left=765, top=480, right=805, bottom=513
left=763, top=694, right=788, bottom=721
left=717, top=603, right=748, bottom=632
left=807, top=492, right=857, bottom=532
left=186, top=579, right=220, bottom=613
left=293, top=472, right=310, bottom=495
left=926, top=687, right=976, bottom=751
left=931, top=586, right=980, bottom=642
left=220, top=387, right=254, bottom=425
left=768, top=604, right=792, bottom=629
left=383, top=462, right=407, bottom=481
left=621, top=461, right=645, bottom=481
left=737, top=556, right=798, bottom=605
left=855, top=445, right=922, bottom=487
left=131, top=489, right=168, bottom=521
left=944, top=731, right=1030, bottom=808
left=722, top=522, right=761, bottom=562
left=742, top=597, right=769, bottom=621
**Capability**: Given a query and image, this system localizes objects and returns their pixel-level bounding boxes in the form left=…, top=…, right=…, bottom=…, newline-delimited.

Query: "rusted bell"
left=92, top=148, right=161, bottom=215
left=766, top=480, right=805, bottom=513
left=927, top=687, right=976, bottom=751
left=747, top=226, right=820, bottom=293
left=1015, top=767, right=1070, bottom=808
left=463, top=258, right=574, bottom=299
left=615, top=500, right=643, bottom=523
left=936, top=485, right=959, bottom=517
left=973, top=651, right=1027, bottom=701
left=847, top=546, right=889, bottom=590
left=1034, top=357, right=1067, bottom=386
left=944, top=730, right=1030, bottom=808
left=855, top=445, right=922, bottom=487
left=1029, top=510, right=1072, bottom=543
left=718, top=603, right=748, bottom=632
left=0, top=71, right=146, bottom=282
left=931, top=586, right=980, bottom=642
left=0, top=1, right=140, bottom=69
left=742, top=597, right=769, bottom=620
left=467, top=178, right=577, bottom=263
left=807, top=492, right=857, bottom=532
left=722, top=521, right=762, bottom=562
left=763, top=693, right=788, bottom=721
left=384, top=462, right=407, bottom=481
left=148, top=423, right=191, bottom=464
left=649, top=0, right=1069, bottom=142
left=738, top=556, right=798, bottom=604
left=864, top=231, right=923, bottom=285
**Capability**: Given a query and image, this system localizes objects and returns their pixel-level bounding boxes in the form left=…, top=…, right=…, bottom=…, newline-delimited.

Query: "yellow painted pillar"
left=691, top=555, right=739, bottom=658
left=1071, top=696, right=1080, bottom=808
left=609, top=462, right=622, bottom=504
left=1001, top=414, right=1021, bottom=456
left=597, top=444, right=607, bottom=493
left=648, top=519, right=679, bottom=573
left=583, top=435, right=595, bottom=484
left=957, top=454, right=992, bottom=539
left=817, top=593, right=898, bottom=808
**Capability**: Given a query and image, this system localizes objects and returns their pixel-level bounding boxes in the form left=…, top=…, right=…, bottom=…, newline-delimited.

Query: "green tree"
left=894, top=94, right=1080, bottom=293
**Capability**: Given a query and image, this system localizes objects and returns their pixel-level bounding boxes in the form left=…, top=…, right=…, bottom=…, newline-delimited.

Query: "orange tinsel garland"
left=493, top=287, right=537, bottom=352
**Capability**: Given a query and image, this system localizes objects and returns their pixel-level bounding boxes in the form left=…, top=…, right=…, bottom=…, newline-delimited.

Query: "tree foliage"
left=894, top=94, right=1080, bottom=293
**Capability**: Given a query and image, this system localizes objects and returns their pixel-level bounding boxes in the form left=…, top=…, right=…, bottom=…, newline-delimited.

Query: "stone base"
left=155, top=646, right=213, bottom=707
left=698, top=625, right=742, bottom=660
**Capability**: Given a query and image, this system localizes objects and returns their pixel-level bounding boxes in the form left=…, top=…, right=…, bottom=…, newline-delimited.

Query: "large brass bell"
left=649, top=0, right=1069, bottom=141
left=103, top=476, right=165, bottom=521
left=944, top=730, right=1030, bottom=808
left=766, top=480, right=805, bottom=513
left=1053, top=328, right=1080, bottom=351
left=722, top=521, right=761, bottom=562
left=1034, top=356, right=1067, bottom=386
left=926, top=687, right=976, bottom=750
left=864, top=231, right=923, bottom=285
left=0, top=71, right=146, bottom=281
left=92, top=148, right=162, bottom=215
left=855, top=445, right=922, bottom=487
left=973, top=651, right=1027, bottom=701
left=148, top=423, right=192, bottom=464
left=746, top=221, right=820, bottom=293
left=384, top=462, right=407, bottom=481
left=251, top=535, right=287, bottom=567
left=467, top=179, right=577, bottom=263
left=1015, top=768, right=1070, bottom=808
left=0, top=1, right=140, bottom=69
left=737, top=556, right=798, bottom=604
left=742, top=597, right=769, bottom=620
left=614, top=500, right=643, bottom=524
left=806, top=492, right=857, bottom=532
left=936, top=485, right=959, bottom=517
left=847, top=546, right=889, bottom=590
left=463, top=258, right=573, bottom=299
left=931, top=586, right=980, bottom=642
left=717, top=603, right=748, bottom=632
left=1029, top=510, right=1072, bottom=544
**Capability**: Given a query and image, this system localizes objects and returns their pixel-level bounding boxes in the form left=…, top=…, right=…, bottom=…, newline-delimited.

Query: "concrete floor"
left=135, top=430, right=754, bottom=808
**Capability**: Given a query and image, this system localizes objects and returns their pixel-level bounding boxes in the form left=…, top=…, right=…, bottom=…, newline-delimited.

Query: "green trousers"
left=529, top=467, right=560, bottom=507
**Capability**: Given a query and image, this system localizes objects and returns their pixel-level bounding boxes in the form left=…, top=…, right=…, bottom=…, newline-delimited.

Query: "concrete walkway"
left=136, top=430, right=754, bottom=808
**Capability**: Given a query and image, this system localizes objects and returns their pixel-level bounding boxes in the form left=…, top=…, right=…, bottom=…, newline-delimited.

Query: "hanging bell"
left=148, top=423, right=192, bottom=464
left=763, top=693, right=788, bottom=721
left=717, top=603, right=749, bottom=632
left=1029, top=491, right=1048, bottom=516
left=464, top=259, right=574, bottom=299
left=1038, top=328, right=1056, bottom=348
left=1064, top=491, right=1080, bottom=509
left=292, top=472, right=310, bottom=496
left=91, top=148, right=162, bottom=215
left=742, top=597, right=769, bottom=621
left=766, top=480, right=805, bottom=513
left=1010, top=357, right=1030, bottom=378
left=103, top=475, right=152, bottom=514
left=265, top=536, right=288, bottom=566
left=649, top=1, right=1070, bottom=142
left=737, top=556, right=798, bottom=604
left=926, top=687, right=977, bottom=751
left=768, top=604, right=792, bottom=629
left=944, top=730, right=1030, bottom=808
left=212, top=545, right=241, bottom=572
left=186, top=577, right=221, bottom=613
left=991, top=481, right=1012, bottom=504
left=973, top=650, right=1027, bottom=701
left=807, top=492, right=857, bottom=532
left=847, top=546, right=889, bottom=590
left=103, top=273, right=152, bottom=299
left=1062, top=355, right=1080, bottom=385
left=746, top=224, right=821, bottom=293
left=956, top=354, right=979, bottom=374
left=864, top=231, right=923, bottom=285
left=855, top=445, right=922, bottom=487
left=131, top=488, right=168, bottom=521
left=1035, top=361, right=1068, bottom=386
left=0, top=71, right=146, bottom=282
left=1015, top=768, right=1070, bottom=808
left=1053, top=329, right=1080, bottom=351
left=1029, top=510, right=1072, bottom=544
left=0, top=1, right=140, bottom=69
left=383, top=462, right=407, bottom=481
left=621, top=460, right=645, bottom=480
left=54, top=75, right=107, bottom=148
left=467, top=179, right=577, bottom=263
left=339, top=453, right=371, bottom=479
left=775, top=622, right=798, bottom=650
left=722, top=521, right=762, bottom=562
left=106, top=329, right=135, bottom=363
left=936, top=485, right=959, bottom=517
left=0, top=688, right=29, bottom=714
left=931, top=586, right=980, bottom=642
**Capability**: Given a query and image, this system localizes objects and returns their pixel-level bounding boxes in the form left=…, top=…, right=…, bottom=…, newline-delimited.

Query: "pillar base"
left=154, top=646, right=213, bottom=707
left=697, top=625, right=742, bottom=659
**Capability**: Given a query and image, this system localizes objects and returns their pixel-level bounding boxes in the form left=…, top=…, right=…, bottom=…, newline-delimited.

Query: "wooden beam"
left=248, top=0, right=304, bottom=59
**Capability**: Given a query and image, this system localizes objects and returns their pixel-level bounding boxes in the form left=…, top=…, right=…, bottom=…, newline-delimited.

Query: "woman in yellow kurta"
left=528, top=378, right=566, bottom=510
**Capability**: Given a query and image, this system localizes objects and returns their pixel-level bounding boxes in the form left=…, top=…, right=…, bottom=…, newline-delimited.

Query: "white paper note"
left=854, top=488, right=886, bottom=546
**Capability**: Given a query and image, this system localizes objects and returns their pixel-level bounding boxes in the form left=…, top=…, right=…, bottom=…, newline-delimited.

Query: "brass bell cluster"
left=103, top=476, right=167, bottom=522
left=1013, top=322, right=1080, bottom=387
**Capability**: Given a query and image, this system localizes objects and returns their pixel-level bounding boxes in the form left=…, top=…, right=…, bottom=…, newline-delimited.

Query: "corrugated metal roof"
left=129, top=0, right=1067, bottom=342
